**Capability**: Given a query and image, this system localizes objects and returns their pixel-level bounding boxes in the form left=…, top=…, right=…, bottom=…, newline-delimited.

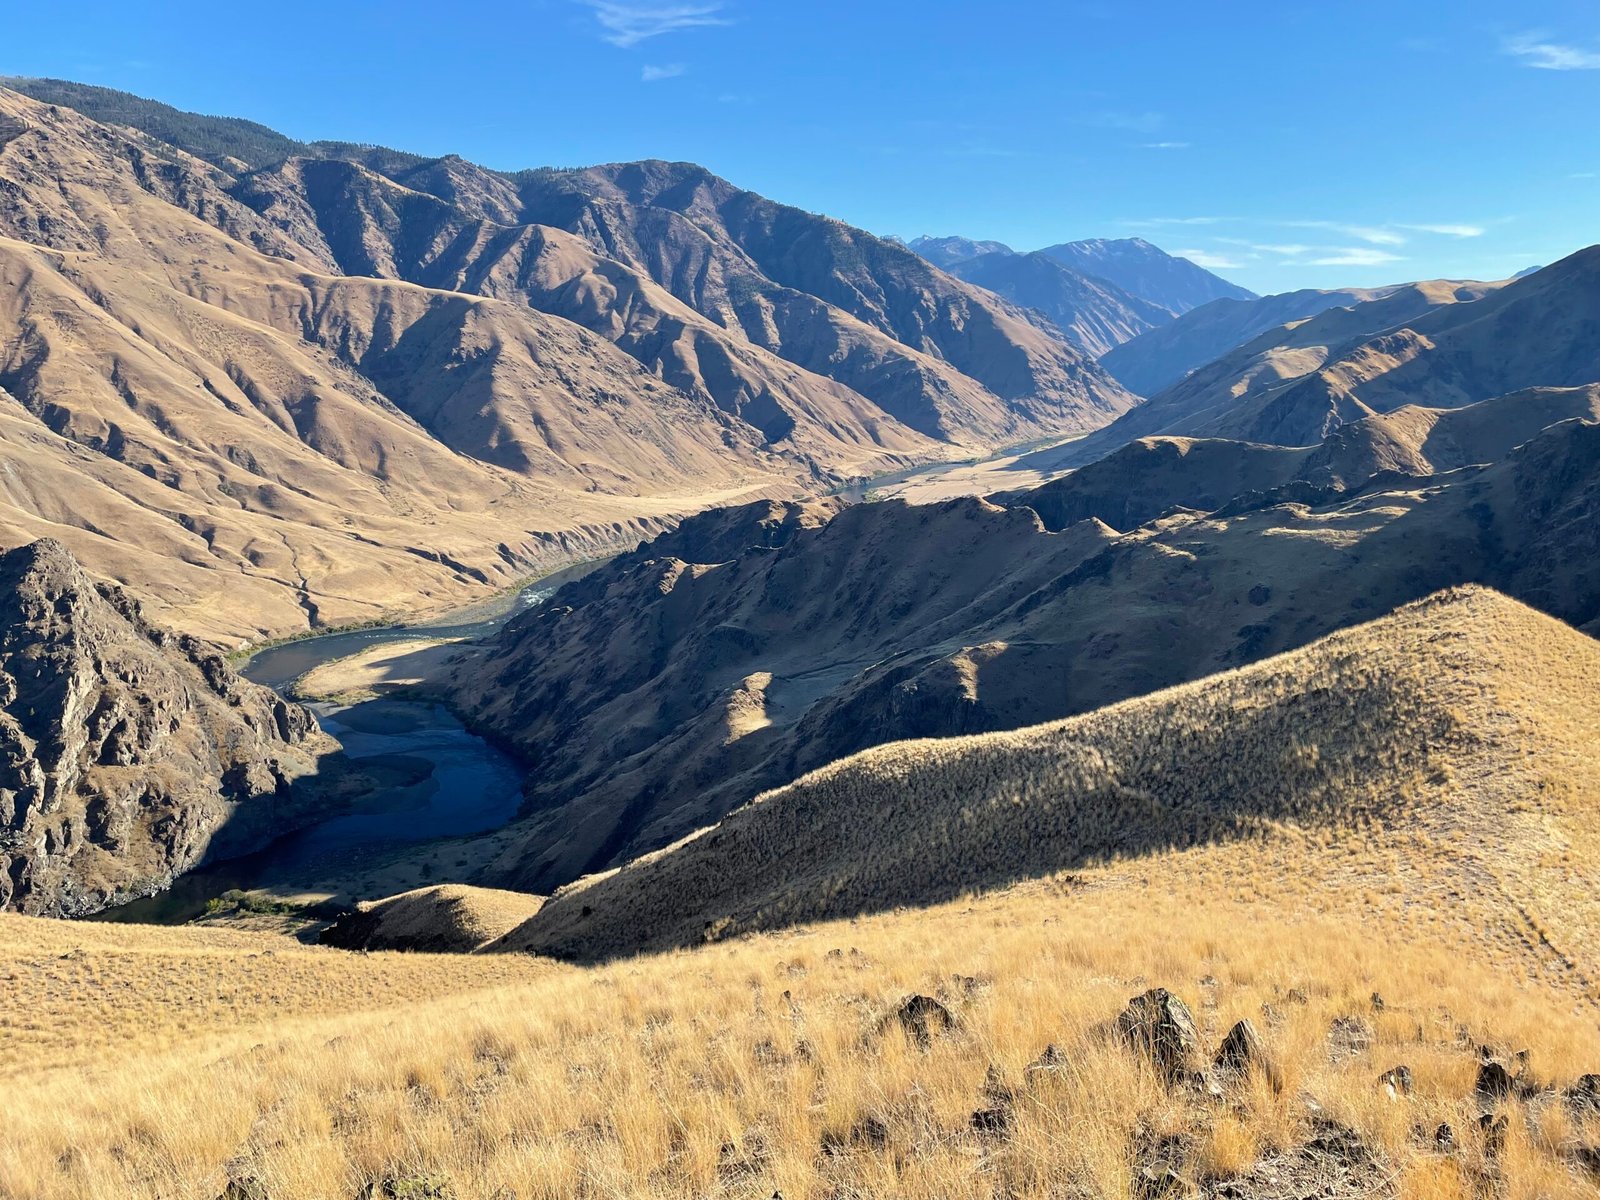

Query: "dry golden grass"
left=505, top=587, right=1600, bottom=977
left=7, top=877, right=1600, bottom=1199
left=321, top=885, right=547, bottom=953
left=0, top=915, right=555, bottom=1077
left=5, top=585, right=1600, bottom=1198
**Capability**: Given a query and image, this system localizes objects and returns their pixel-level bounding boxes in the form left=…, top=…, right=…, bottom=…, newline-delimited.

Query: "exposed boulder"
left=1118, top=988, right=1201, bottom=1083
left=1476, top=1060, right=1516, bottom=1101
left=890, top=994, right=956, bottom=1046
left=1215, top=1018, right=1283, bottom=1092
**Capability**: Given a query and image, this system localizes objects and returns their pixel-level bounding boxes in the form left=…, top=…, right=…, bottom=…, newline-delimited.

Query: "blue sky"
left=8, top=0, right=1598, bottom=293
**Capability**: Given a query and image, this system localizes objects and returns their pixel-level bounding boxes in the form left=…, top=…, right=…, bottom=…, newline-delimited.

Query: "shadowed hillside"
left=0, top=541, right=334, bottom=915
left=1002, top=384, right=1600, bottom=532
left=497, top=588, right=1600, bottom=961
left=949, top=250, right=1173, bottom=357
left=1037, top=237, right=1256, bottom=312
left=445, top=413, right=1600, bottom=895
left=8, top=585, right=1600, bottom=1198
left=1065, top=256, right=1593, bottom=463
left=1099, top=283, right=1443, bottom=397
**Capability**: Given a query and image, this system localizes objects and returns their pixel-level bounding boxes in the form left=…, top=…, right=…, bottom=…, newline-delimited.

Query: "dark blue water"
left=90, top=567, right=599, bottom=924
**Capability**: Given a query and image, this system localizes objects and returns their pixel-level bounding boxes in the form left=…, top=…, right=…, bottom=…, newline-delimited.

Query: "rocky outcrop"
left=450, top=414, right=1600, bottom=904
left=1118, top=988, right=1202, bottom=1083
left=0, top=540, right=332, bottom=915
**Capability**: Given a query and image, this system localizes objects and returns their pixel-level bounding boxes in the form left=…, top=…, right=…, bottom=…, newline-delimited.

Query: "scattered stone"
left=1137, top=1165, right=1186, bottom=1199
left=1434, top=1123, right=1455, bottom=1152
left=219, top=1179, right=268, bottom=1200
left=1131, top=1130, right=1189, bottom=1200
left=1379, top=1065, right=1413, bottom=1099
left=890, top=994, right=956, bottom=1046
left=850, top=1116, right=889, bottom=1151
left=981, top=1064, right=1016, bottom=1106
left=1476, top=1060, right=1515, bottom=1101
left=1568, top=1074, right=1600, bottom=1113
left=821, top=1115, right=888, bottom=1154
left=971, top=1064, right=1017, bottom=1137
left=970, top=1104, right=1012, bottom=1138
left=752, top=1038, right=784, bottom=1065
left=717, top=1134, right=770, bottom=1182
left=1327, top=1015, right=1374, bottom=1058
left=1211, top=1121, right=1387, bottom=1200
left=356, top=1176, right=453, bottom=1200
left=1260, top=1001, right=1284, bottom=1028
left=1026, top=1043, right=1068, bottom=1078
left=949, top=973, right=986, bottom=997
left=1285, top=988, right=1310, bottom=1005
left=1215, top=1018, right=1282, bottom=1092
left=1118, top=988, right=1201, bottom=1083
left=1479, top=1112, right=1508, bottom=1159
left=1573, top=1146, right=1600, bottom=1177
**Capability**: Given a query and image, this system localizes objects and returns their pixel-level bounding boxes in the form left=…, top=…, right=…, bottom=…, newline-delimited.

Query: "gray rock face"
left=1118, top=988, right=1201, bottom=1082
left=0, top=540, right=332, bottom=915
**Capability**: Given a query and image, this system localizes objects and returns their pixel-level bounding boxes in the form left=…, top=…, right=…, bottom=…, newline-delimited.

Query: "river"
left=93, top=563, right=600, bottom=924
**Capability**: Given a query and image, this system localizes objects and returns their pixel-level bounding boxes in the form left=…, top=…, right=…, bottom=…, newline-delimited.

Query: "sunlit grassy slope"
left=505, top=586, right=1600, bottom=973
left=3, top=586, right=1599, bottom=1199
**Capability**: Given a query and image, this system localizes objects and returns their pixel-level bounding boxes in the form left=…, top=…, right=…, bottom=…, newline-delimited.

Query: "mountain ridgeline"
left=905, top=232, right=1257, bottom=361
left=0, top=80, right=1132, bottom=640
left=444, top=381, right=1600, bottom=895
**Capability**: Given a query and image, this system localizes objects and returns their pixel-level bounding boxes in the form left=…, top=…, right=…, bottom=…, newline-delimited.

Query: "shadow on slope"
left=496, top=587, right=1600, bottom=963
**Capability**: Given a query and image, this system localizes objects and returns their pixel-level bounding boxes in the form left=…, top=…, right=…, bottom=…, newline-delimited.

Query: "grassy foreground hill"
left=5, top=587, right=1600, bottom=1199
left=498, top=587, right=1600, bottom=965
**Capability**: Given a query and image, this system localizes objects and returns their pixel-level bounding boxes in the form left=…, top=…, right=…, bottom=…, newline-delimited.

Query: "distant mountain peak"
left=906, top=234, right=1016, bottom=268
left=1037, top=237, right=1256, bottom=314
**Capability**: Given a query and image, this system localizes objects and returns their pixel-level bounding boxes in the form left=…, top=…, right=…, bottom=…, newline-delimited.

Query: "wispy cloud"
left=584, top=2, right=729, bottom=48
left=1216, top=238, right=1315, bottom=256
left=1503, top=31, right=1600, bottom=70
left=641, top=62, right=687, bottom=81
left=1571, top=171, right=1598, bottom=180
left=1398, top=223, right=1485, bottom=238
left=1304, top=248, right=1407, bottom=267
left=1172, top=248, right=1243, bottom=270
left=1286, top=220, right=1407, bottom=246
left=1140, top=141, right=1190, bottom=150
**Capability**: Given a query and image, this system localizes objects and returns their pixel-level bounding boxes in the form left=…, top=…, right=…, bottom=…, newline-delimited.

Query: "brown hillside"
left=445, top=415, right=1600, bottom=897
left=1005, top=384, right=1600, bottom=531
left=0, top=86, right=1133, bottom=640
left=320, top=884, right=545, bottom=953
left=498, top=587, right=1600, bottom=962
left=948, top=250, right=1172, bottom=358
left=1064, top=277, right=1508, bottom=462
left=0, top=88, right=792, bottom=639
